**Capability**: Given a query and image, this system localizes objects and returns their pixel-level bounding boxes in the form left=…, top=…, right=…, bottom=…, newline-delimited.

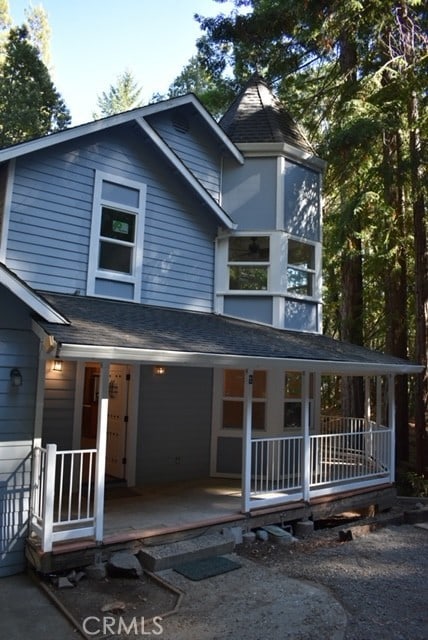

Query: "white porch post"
left=41, top=443, right=57, bottom=552
left=376, top=376, right=382, bottom=426
left=313, top=372, right=321, bottom=433
left=388, top=374, right=396, bottom=482
left=302, top=371, right=311, bottom=501
left=364, top=377, right=371, bottom=422
left=94, top=361, right=109, bottom=543
left=241, top=369, right=253, bottom=513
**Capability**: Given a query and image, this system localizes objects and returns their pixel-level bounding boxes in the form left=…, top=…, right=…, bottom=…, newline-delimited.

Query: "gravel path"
left=240, top=523, right=428, bottom=640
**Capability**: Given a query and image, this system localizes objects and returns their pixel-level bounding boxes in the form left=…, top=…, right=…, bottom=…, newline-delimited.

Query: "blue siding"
left=136, top=366, right=213, bottom=485
left=222, top=157, right=277, bottom=230
left=284, top=162, right=320, bottom=241
left=223, top=297, right=273, bottom=325
left=5, top=126, right=218, bottom=311
left=0, top=288, right=38, bottom=576
left=284, top=299, right=318, bottom=332
left=42, top=360, right=76, bottom=450
left=146, top=110, right=222, bottom=200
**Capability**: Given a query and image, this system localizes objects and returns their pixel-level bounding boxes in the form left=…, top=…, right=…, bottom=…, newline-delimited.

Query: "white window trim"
left=87, top=171, right=146, bottom=301
left=0, top=160, right=15, bottom=263
left=284, top=234, right=321, bottom=302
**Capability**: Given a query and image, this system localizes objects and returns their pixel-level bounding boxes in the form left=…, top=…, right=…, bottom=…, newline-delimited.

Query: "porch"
left=29, top=417, right=394, bottom=555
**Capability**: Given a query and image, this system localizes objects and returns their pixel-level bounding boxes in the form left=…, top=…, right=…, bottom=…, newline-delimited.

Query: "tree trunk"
left=338, top=31, right=364, bottom=419
left=408, top=90, right=428, bottom=475
left=382, top=128, right=409, bottom=464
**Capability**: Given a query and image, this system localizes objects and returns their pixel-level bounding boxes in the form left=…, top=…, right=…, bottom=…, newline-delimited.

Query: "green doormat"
left=174, top=556, right=241, bottom=581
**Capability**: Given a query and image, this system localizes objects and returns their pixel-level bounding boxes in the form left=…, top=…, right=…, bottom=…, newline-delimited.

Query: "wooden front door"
left=106, top=364, right=130, bottom=480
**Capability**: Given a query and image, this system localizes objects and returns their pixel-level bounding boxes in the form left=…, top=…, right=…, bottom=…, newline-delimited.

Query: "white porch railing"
left=251, top=435, right=303, bottom=498
left=31, top=418, right=393, bottom=550
left=310, top=420, right=391, bottom=495
left=249, top=418, right=392, bottom=508
left=30, top=444, right=97, bottom=552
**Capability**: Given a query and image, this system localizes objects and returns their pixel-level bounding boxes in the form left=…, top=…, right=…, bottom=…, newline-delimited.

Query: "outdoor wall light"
left=153, top=365, right=166, bottom=376
left=10, top=368, right=23, bottom=387
left=52, top=358, right=63, bottom=372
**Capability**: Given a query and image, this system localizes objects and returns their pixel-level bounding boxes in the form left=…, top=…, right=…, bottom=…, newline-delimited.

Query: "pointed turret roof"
left=220, top=73, right=313, bottom=153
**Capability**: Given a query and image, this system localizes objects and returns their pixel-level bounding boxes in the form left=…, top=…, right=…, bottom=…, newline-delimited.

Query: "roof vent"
left=172, top=114, right=189, bottom=134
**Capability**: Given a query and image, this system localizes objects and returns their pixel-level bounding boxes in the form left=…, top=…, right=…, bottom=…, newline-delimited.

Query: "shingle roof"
left=35, top=293, right=420, bottom=373
left=220, top=73, right=313, bottom=152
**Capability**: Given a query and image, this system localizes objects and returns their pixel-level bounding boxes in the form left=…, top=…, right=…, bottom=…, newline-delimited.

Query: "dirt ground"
left=35, top=504, right=428, bottom=640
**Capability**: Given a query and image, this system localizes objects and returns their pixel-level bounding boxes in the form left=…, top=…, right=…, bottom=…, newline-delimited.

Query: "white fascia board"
left=0, top=94, right=244, bottom=167
left=137, top=94, right=244, bottom=165
left=237, top=142, right=327, bottom=172
left=136, top=117, right=236, bottom=230
left=1, top=265, right=69, bottom=323
left=57, top=343, right=423, bottom=376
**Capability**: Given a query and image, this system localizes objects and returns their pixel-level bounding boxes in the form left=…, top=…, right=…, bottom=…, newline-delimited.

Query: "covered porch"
left=28, top=292, right=421, bottom=555
left=29, top=409, right=395, bottom=553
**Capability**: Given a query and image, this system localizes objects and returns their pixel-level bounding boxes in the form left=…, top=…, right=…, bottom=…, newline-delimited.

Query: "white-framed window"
left=287, top=238, right=316, bottom=297
left=283, top=371, right=313, bottom=431
left=87, top=171, right=146, bottom=299
left=227, top=235, right=270, bottom=291
left=222, top=369, right=266, bottom=431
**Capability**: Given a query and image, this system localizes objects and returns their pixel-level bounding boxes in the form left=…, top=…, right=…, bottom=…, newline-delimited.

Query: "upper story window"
left=228, top=236, right=270, bottom=291
left=87, top=172, right=146, bottom=300
left=287, top=239, right=315, bottom=296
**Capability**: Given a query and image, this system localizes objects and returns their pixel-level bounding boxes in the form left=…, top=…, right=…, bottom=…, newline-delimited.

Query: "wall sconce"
left=52, top=358, right=63, bottom=372
left=153, top=365, right=166, bottom=376
left=10, top=368, right=22, bottom=387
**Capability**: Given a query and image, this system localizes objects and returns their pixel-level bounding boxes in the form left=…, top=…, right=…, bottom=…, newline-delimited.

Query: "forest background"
left=0, top=0, right=426, bottom=481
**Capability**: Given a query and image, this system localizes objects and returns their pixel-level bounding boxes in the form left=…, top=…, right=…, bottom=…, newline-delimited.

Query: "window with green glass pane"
left=99, top=207, right=136, bottom=273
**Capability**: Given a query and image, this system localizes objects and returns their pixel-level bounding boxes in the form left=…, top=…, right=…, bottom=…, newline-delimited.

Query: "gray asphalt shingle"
left=35, top=292, right=418, bottom=371
left=220, top=73, right=313, bottom=152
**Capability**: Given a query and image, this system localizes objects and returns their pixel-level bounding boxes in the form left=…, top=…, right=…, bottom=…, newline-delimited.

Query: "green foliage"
left=0, top=26, right=70, bottom=147
left=397, top=470, right=428, bottom=497
left=194, top=0, right=427, bottom=467
left=93, top=70, right=143, bottom=119
left=24, top=3, right=51, bottom=67
left=152, top=53, right=236, bottom=120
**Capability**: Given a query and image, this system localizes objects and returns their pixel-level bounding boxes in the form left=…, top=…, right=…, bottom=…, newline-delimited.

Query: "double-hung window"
left=287, top=239, right=315, bottom=297
left=88, top=172, right=146, bottom=300
left=228, top=236, right=270, bottom=291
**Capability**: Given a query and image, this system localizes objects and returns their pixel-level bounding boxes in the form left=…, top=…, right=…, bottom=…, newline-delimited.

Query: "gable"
left=3, top=126, right=224, bottom=311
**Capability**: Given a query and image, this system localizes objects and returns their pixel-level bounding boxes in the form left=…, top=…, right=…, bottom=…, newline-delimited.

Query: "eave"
left=0, top=263, right=69, bottom=324
left=0, top=94, right=244, bottom=166
left=53, top=342, right=423, bottom=376
left=136, top=117, right=236, bottom=229
left=237, top=142, right=327, bottom=172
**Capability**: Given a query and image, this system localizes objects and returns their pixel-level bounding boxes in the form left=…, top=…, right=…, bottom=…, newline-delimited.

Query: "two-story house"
left=0, top=75, right=421, bottom=576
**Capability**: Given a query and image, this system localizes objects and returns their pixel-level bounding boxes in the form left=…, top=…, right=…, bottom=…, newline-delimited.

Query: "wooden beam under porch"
left=26, top=478, right=397, bottom=574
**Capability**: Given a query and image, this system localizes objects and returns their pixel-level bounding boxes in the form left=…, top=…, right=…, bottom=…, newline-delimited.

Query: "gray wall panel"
left=136, top=366, right=213, bottom=485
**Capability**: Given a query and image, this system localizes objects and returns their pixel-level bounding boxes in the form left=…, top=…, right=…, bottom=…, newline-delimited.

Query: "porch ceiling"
left=34, top=292, right=422, bottom=375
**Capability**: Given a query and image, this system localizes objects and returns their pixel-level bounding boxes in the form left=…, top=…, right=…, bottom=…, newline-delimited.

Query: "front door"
left=106, top=364, right=130, bottom=480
